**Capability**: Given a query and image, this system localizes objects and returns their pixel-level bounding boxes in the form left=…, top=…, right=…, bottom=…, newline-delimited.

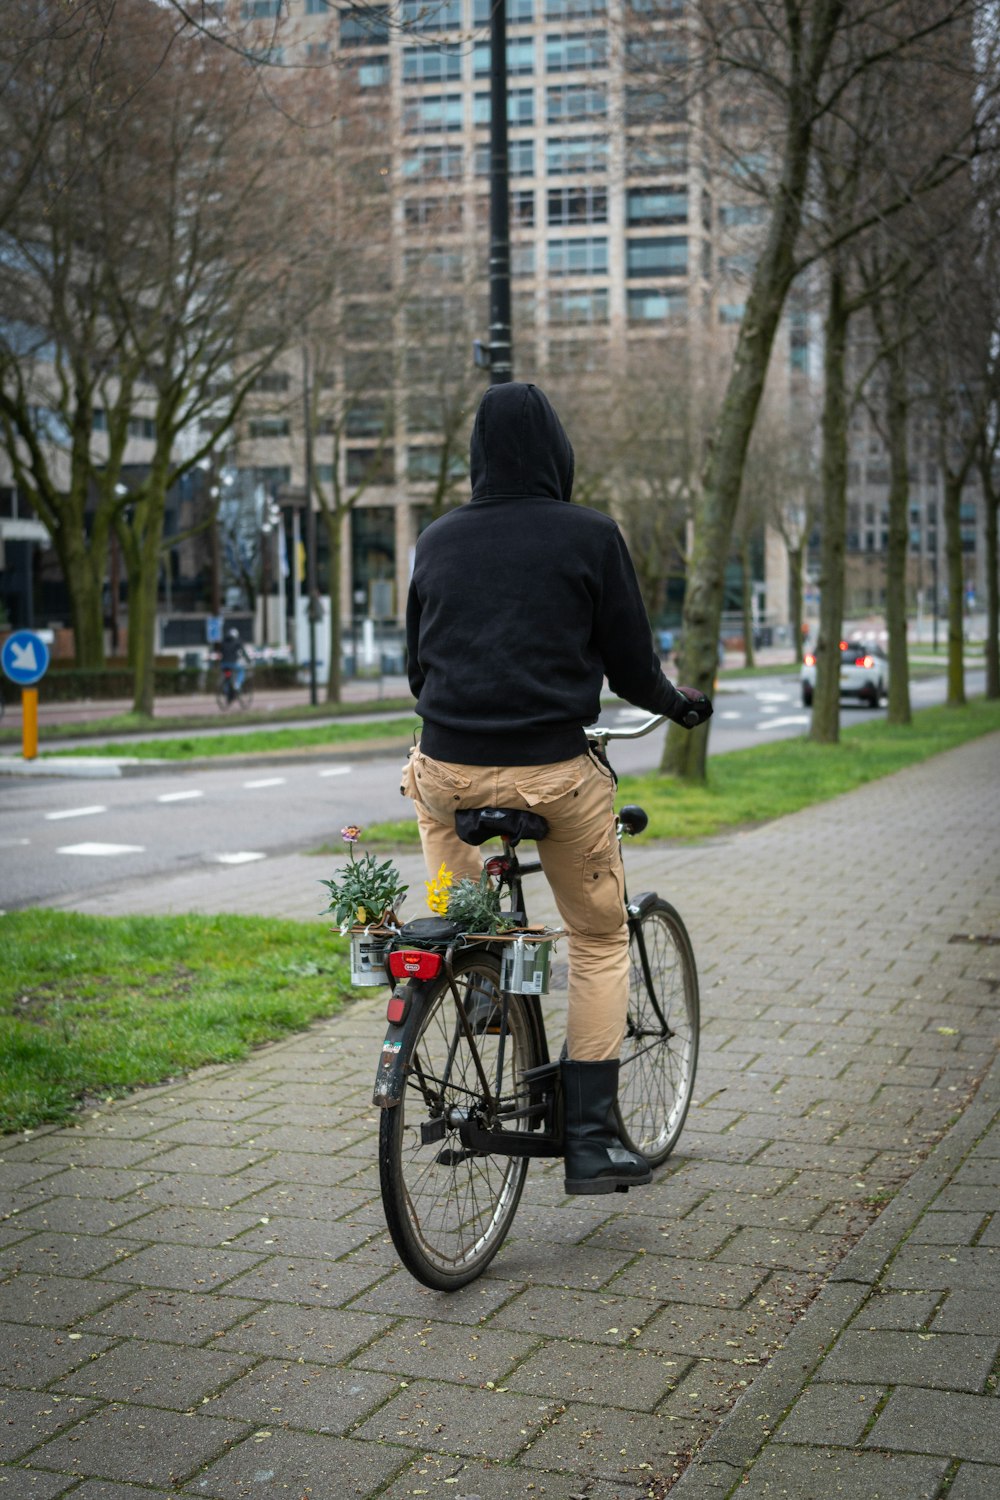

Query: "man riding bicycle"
left=402, top=382, right=711, bottom=1195
left=219, top=628, right=250, bottom=694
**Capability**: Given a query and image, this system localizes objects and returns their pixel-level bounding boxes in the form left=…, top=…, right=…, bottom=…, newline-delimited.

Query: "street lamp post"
left=303, top=343, right=319, bottom=705
left=473, top=0, right=513, bottom=383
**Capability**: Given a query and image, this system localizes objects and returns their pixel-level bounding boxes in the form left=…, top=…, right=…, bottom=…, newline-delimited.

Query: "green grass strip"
left=351, top=698, right=1000, bottom=849
left=43, top=716, right=421, bottom=761
left=0, top=911, right=352, bottom=1133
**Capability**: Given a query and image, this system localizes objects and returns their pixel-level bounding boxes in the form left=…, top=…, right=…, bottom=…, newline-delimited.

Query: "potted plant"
left=321, top=825, right=409, bottom=985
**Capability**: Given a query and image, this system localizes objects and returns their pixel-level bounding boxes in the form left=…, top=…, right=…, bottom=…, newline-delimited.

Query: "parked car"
left=801, top=640, right=888, bottom=708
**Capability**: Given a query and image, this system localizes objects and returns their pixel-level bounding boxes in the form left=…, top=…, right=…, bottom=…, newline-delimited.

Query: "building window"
left=626, top=186, right=687, bottom=226
left=626, top=236, right=687, bottom=277
left=474, top=88, right=535, bottom=127
left=400, top=0, right=461, bottom=28
left=402, top=144, right=464, bottom=180
left=128, top=416, right=156, bottom=439
left=719, top=203, right=767, bottom=226
left=474, top=139, right=534, bottom=177
left=346, top=450, right=394, bottom=486
left=547, top=185, right=607, bottom=225
left=627, top=288, right=687, bottom=321
left=340, top=4, right=389, bottom=43
left=547, top=135, right=608, bottom=174
left=546, top=0, right=606, bottom=16
left=404, top=295, right=466, bottom=334
left=92, top=408, right=107, bottom=432
left=306, top=41, right=330, bottom=61
left=403, top=245, right=465, bottom=278
left=252, top=372, right=291, bottom=393
left=402, top=45, right=462, bottom=82
left=352, top=55, right=388, bottom=87
left=547, top=83, right=606, bottom=124
left=625, top=84, right=686, bottom=125
left=248, top=417, right=291, bottom=438
left=305, top=0, right=328, bottom=12
left=545, top=32, right=607, bottom=72
left=404, top=93, right=464, bottom=133
left=718, top=303, right=744, bottom=324
left=474, top=0, right=534, bottom=18
left=407, top=446, right=467, bottom=481
left=548, top=237, right=608, bottom=276
left=625, top=35, right=686, bottom=69
left=549, top=288, right=609, bottom=323
left=512, top=189, right=535, bottom=225
left=242, top=0, right=281, bottom=17
left=474, top=39, right=535, bottom=76
left=347, top=399, right=390, bottom=438
left=512, top=243, right=536, bottom=277
left=404, top=195, right=463, bottom=228
left=626, top=133, right=688, bottom=174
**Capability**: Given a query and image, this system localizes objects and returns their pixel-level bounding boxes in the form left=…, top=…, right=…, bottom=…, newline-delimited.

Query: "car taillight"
left=388, top=949, right=443, bottom=981
left=856, top=655, right=875, bottom=668
left=804, top=653, right=816, bottom=667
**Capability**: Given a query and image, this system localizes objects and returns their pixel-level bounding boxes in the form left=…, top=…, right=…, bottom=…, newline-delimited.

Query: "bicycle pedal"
left=436, top=1147, right=474, bottom=1166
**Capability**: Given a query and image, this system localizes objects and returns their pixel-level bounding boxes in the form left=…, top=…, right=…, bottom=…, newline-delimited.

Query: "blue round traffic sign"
left=1, top=630, right=50, bottom=687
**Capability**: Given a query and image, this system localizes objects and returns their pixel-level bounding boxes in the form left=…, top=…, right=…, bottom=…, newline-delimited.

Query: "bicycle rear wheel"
left=215, top=677, right=233, bottom=710
left=617, top=898, right=699, bottom=1167
left=379, top=948, right=541, bottom=1291
left=238, top=676, right=254, bottom=709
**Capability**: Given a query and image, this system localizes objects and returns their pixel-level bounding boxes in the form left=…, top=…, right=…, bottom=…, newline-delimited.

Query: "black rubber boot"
left=561, top=1058, right=652, bottom=1195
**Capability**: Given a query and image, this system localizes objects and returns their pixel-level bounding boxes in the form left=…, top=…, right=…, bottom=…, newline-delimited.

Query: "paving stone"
left=230, top=1213, right=383, bottom=1259
left=489, top=1285, right=659, bottom=1344
left=353, top=1377, right=550, bottom=1459
left=519, top=1398, right=709, bottom=1483
left=850, top=1290, right=941, bottom=1331
left=946, top=1461, right=1000, bottom=1500
left=28, top=1166, right=159, bottom=1200
left=113, top=1205, right=263, bottom=1248
left=866, top=1387, right=1000, bottom=1462
left=220, top=1253, right=391, bottom=1307
left=772, top=1384, right=886, bottom=1446
left=78, top=1290, right=260, bottom=1345
left=351, top=1318, right=535, bottom=1386
left=485, top=1240, right=633, bottom=1290
left=211, top=1302, right=391, bottom=1363
left=0, top=1468, right=72, bottom=1497
left=228, top=1180, right=377, bottom=1221
left=348, top=1268, right=518, bottom=1325
left=0, top=1389, right=99, bottom=1463
left=930, top=1289, right=1000, bottom=1335
left=55, top=1340, right=254, bottom=1409
left=737, top=1446, right=949, bottom=1498
left=376, top=1453, right=644, bottom=1498
left=908, top=1211, right=986, bottom=1245
left=0, top=1162, right=65, bottom=1194
left=3, top=1198, right=164, bottom=1238
left=50, top=1483, right=178, bottom=1499
left=237, top=1149, right=371, bottom=1187
left=503, top=1342, right=686, bottom=1413
left=882, top=1244, right=1000, bottom=1292
left=609, top=1255, right=767, bottom=1309
left=0, top=1323, right=112, bottom=1388
left=34, top=1405, right=247, bottom=1488
left=208, top=1357, right=399, bottom=1432
left=124, top=1174, right=274, bottom=1212
left=584, top=1216, right=733, bottom=1260
left=0, top=1232, right=140, bottom=1280
left=820, top=1328, right=997, bottom=1392
left=0, top=1274, right=123, bottom=1328
left=100, top=1242, right=267, bottom=1293
left=180, top=1427, right=405, bottom=1499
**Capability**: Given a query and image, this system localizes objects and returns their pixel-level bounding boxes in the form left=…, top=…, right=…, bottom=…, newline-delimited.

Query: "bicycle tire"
left=379, top=948, right=541, bottom=1291
left=617, top=898, right=699, bottom=1167
left=238, top=677, right=254, bottom=709
left=216, top=678, right=233, bottom=710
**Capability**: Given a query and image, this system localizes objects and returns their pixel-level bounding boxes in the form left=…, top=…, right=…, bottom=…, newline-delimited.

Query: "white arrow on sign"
left=10, top=641, right=38, bottom=673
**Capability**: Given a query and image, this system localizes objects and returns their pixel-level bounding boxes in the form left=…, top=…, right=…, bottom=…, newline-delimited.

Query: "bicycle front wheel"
left=617, top=898, right=699, bottom=1167
left=216, top=679, right=232, bottom=710
left=379, top=949, right=541, bottom=1291
left=238, top=677, right=254, bottom=709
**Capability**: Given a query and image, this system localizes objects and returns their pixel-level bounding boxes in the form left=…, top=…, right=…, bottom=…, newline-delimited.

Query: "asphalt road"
left=0, top=670, right=980, bottom=913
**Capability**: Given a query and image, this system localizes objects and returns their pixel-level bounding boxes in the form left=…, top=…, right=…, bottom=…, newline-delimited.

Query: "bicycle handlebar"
left=588, top=712, right=668, bottom=745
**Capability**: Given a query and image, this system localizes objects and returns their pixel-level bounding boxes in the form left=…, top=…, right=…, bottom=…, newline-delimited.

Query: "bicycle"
left=372, top=712, right=700, bottom=1291
left=215, top=667, right=254, bottom=710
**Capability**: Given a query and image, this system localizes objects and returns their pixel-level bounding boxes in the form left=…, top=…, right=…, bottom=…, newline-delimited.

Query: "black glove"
left=670, top=686, right=713, bottom=729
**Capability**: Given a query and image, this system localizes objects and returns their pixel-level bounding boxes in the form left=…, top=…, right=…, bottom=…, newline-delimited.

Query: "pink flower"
left=341, top=824, right=363, bottom=844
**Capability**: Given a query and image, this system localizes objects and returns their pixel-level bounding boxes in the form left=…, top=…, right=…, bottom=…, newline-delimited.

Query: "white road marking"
left=58, top=842, right=145, bottom=856
left=755, top=715, right=810, bottom=731
left=216, top=851, right=266, bottom=864
left=45, top=805, right=107, bottom=820
left=319, top=766, right=353, bottom=777
left=0, top=837, right=30, bottom=848
left=720, top=710, right=742, bottom=720
left=754, top=691, right=792, bottom=703
left=243, top=777, right=286, bottom=789
left=157, top=790, right=204, bottom=803
left=615, top=706, right=653, bottom=722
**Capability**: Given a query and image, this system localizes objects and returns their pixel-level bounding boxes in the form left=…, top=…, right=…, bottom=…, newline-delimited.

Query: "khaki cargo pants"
left=400, top=747, right=630, bottom=1061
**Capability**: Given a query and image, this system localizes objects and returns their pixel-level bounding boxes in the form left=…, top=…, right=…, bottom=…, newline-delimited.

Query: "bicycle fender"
left=372, top=982, right=426, bottom=1109
left=626, top=890, right=659, bottom=919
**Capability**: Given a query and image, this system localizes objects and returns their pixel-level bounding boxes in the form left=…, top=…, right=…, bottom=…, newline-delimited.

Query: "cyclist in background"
left=220, top=628, right=250, bottom=694
left=402, top=382, right=712, bottom=1196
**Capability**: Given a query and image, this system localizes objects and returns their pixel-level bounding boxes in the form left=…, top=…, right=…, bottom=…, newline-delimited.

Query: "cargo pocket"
left=580, top=821, right=626, bottom=936
left=412, top=751, right=474, bottom=819
left=513, top=756, right=588, bottom=809
left=399, top=749, right=418, bottom=800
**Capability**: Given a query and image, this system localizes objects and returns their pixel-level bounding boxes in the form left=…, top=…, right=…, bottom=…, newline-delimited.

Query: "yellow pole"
left=22, top=687, right=38, bottom=760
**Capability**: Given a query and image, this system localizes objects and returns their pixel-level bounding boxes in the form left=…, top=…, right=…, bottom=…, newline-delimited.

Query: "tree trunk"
left=981, top=467, right=999, bottom=700
left=46, top=505, right=108, bottom=669
left=740, top=538, right=755, bottom=668
left=129, top=477, right=169, bottom=717
left=883, top=341, right=911, bottom=726
left=324, top=506, right=345, bottom=704
left=943, top=473, right=966, bottom=706
left=788, top=545, right=804, bottom=664
left=659, top=95, right=823, bottom=780
left=811, top=267, right=849, bottom=745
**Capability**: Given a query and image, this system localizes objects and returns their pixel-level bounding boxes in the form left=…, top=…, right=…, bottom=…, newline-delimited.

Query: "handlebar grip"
left=682, top=709, right=700, bottom=728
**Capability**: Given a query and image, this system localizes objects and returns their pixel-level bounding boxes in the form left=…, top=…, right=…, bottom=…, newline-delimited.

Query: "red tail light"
left=856, top=655, right=875, bottom=669
left=804, top=653, right=816, bottom=667
left=388, top=949, right=443, bottom=981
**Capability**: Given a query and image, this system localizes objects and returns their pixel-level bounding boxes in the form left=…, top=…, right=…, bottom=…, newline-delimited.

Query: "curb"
left=0, top=736, right=416, bottom=779
left=667, top=1047, right=1000, bottom=1498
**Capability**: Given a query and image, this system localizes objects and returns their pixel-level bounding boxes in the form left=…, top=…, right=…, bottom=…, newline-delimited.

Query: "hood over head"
left=469, top=382, right=574, bottom=503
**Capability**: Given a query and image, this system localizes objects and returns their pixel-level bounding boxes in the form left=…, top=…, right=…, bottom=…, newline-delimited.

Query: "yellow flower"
left=356, top=904, right=368, bottom=924
left=425, top=863, right=453, bottom=916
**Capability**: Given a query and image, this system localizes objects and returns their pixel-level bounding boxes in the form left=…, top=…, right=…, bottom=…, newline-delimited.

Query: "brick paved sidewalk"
left=1, top=733, right=998, bottom=1499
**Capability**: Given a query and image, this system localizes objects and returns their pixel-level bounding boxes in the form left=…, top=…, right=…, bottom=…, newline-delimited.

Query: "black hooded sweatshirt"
left=406, top=382, right=686, bottom=766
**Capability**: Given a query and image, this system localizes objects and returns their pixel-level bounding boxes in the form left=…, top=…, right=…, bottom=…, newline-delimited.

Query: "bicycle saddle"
left=455, top=807, right=550, bottom=847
